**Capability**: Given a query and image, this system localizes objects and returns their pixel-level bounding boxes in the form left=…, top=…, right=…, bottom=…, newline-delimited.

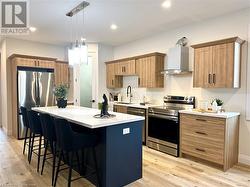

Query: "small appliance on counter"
left=140, top=95, right=150, bottom=105
left=109, top=92, right=121, bottom=102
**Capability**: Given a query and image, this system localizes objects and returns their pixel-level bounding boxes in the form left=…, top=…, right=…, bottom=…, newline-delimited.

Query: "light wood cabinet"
left=106, top=53, right=165, bottom=89
left=192, top=37, right=244, bottom=88
left=14, top=57, right=36, bottom=67
left=54, top=61, right=69, bottom=86
left=106, top=63, right=123, bottom=89
left=115, top=59, right=136, bottom=76
left=113, top=105, right=127, bottom=114
left=180, top=113, right=239, bottom=171
left=136, top=54, right=165, bottom=88
left=36, top=60, right=55, bottom=69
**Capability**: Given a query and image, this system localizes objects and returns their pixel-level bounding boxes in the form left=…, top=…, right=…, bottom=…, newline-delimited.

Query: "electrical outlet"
left=123, top=128, right=130, bottom=135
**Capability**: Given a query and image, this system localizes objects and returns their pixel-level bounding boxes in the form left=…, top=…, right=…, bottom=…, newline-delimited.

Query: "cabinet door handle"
left=196, top=118, right=207, bottom=122
left=195, top=131, right=207, bottom=136
left=195, top=148, right=206, bottom=152
left=138, top=78, right=140, bottom=86
left=112, top=79, right=114, bottom=85
left=124, top=66, right=126, bottom=73
left=208, top=74, right=212, bottom=84
left=213, top=74, right=216, bottom=84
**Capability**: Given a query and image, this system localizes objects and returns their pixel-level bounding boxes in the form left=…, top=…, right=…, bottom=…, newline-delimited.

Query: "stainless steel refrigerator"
left=17, top=67, right=55, bottom=139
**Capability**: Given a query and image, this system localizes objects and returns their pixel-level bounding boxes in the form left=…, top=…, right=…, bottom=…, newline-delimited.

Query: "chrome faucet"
left=127, top=85, right=132, bottom=102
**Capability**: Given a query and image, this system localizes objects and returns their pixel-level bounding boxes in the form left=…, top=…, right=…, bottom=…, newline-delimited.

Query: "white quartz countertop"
left=113, top=102, right=160, bottom=109
left=179, top=110, right=240, bottom=119
left=32, top=106, right=144, bottom=129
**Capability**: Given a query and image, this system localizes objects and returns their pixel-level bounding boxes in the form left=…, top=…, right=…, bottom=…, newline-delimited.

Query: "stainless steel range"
left=147, top=95, right=195, bottom=157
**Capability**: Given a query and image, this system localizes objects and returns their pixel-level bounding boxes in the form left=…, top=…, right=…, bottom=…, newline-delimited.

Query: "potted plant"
left=212, top=98, right=224, bottom=111
left=54, top=84, right=68, bottom=108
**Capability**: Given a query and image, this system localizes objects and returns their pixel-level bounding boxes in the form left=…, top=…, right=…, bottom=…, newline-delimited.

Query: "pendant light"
left=67, top=1, right=89, bottom=65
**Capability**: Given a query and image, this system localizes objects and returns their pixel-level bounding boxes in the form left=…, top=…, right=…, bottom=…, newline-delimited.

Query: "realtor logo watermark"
left=0, top=0, right=30, bottom=35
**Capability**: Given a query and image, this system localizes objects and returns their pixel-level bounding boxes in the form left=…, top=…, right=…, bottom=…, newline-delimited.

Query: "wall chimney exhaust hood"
left=162, top=46, right=192, bottom=75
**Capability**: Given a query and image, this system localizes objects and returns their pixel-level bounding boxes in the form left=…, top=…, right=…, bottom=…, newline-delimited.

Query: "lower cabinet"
left=113, top=105, right=128, bottom=114
left=180, top=114, right=239, bottom=171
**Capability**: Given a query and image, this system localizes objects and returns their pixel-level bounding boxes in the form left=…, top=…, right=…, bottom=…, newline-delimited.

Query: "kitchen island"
left=33, top=106, right=144, bottom=187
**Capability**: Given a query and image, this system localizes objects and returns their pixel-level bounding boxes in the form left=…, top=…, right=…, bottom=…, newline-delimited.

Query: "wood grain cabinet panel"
left=115, top=60, right=136, bottom=76
left=14, top=57, right=36, bottom=67
left=192, top=37, right=244, bottom=88
left=180, top=113, right=239, bottom=171
left=36, top=60, right=55, bottom=69
left=113, top=105, right=127, bottom=114
left=136, top=54, right=165, bottom=88
left=54, top=61, right=69, bottom=86
left=106, top=52, right=165, bottom=89
left=106, top=63, right=123, bottom=89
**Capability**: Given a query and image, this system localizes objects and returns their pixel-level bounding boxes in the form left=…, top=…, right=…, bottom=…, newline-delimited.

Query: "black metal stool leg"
left=52, top=143, right=57, bottom=186
left=54, top=150, right=63, bottom=187
left=41, top=139, right=49, bottom=175
left=23, top=127, right=28, bottom=154
left=28, top=131, right=32, bottom=161
left=29, top=133, right=35, bottom=163
left=37, top=135, right=42, bottom=172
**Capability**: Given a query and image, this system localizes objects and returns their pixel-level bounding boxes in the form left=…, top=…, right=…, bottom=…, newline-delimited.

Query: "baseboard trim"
left=239, top=154, right=250, bottom=166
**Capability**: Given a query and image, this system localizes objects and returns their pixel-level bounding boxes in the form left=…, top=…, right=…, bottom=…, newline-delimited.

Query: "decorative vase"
left=217, top=106, right=222, bottom=112
left=57, top=98, right=67, bottom=108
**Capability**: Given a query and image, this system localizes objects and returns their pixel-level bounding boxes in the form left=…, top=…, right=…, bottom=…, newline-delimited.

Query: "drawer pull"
left=195, top=131, right=207, bottom=135
left=195, top=148, right=206, bottom=152
left=196, top=118, right=207, bottom=122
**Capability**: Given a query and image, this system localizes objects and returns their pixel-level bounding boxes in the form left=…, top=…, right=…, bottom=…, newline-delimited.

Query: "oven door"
left=148, top=113, right=179, bottom=145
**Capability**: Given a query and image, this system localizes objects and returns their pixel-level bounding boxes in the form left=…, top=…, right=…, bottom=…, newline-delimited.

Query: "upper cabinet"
left=115, top=59, right=136, bottom=76
left=136, top=53, right=165, bottom=88
left=106, top=63, right=123, bottom=89
left=192, top=37, right=245, bottom=88
left=54, top=61, right=70, bottom=86
left=106, top=52, right=165, bottom=89
left=9, top=54, right=70, bottom=87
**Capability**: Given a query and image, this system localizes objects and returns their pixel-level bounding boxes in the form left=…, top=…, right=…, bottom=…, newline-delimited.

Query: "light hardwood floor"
left=0, top=129, right=250, bottom=187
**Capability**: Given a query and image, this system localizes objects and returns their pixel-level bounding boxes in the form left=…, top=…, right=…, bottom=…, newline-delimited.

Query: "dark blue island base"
left=71, top=120, right=143, bottom=187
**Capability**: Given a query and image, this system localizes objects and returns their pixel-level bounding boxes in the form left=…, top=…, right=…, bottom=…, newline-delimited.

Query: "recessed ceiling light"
left=162, top=0, right=171, bottom=9
left=29, top=27, right=37, bottom=32
left=110, top=24, right=118, bottom=30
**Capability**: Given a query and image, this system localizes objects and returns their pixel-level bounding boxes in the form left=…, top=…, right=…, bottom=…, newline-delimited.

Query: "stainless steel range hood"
left=162, top=46, right=192, bottom=75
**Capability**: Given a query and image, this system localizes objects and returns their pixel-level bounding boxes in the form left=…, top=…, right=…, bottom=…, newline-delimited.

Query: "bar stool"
left=27, top=110, right=44, bottom=172
left=40, top=113, right=57, bottom=186
left=53, top=118, right=100, bottom=187
left=20, top=106, right=31, bottom=156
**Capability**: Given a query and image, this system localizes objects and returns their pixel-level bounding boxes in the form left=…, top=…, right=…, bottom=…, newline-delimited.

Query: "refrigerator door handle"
left=35, top=72, right=40, bottom=107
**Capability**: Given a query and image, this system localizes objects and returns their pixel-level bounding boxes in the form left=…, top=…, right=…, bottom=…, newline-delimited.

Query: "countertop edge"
left=179, top=110, right=240, bottom=119
left=32, top=107, right=145, bottom=129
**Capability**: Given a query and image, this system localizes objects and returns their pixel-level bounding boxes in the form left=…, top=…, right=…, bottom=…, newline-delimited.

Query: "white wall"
left=112, top=9, right=250, bottom=163
left=0, top=40, right=8, bottom=133
left=0, top=38, right=67, bottom=135
left=6, top=38, right=67, bottom=60
left=98, top=44, right=114, bottom=103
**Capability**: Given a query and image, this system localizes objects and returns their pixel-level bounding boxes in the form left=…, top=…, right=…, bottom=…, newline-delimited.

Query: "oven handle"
left=148, top=113, right=178, bottom=121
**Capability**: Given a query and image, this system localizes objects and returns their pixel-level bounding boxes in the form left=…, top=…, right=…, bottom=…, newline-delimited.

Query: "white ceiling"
left=8, top=0, right=250, bottom=46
